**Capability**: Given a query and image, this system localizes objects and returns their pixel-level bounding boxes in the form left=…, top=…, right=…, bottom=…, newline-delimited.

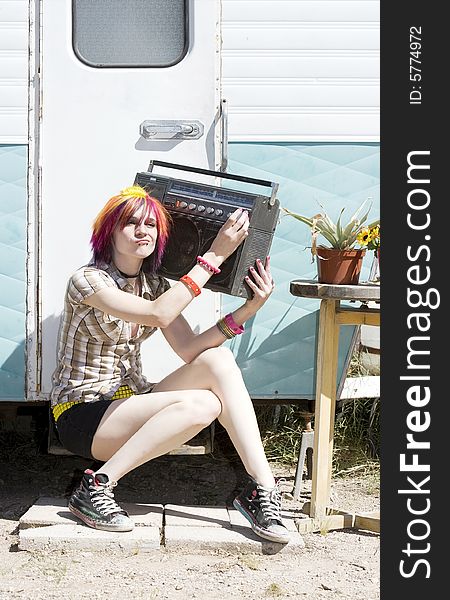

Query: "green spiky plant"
left=282, top=199, right=380, bottom=258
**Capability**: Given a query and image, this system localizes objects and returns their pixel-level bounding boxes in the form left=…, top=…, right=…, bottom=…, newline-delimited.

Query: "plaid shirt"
left=50, top=263, right=170, bottom=408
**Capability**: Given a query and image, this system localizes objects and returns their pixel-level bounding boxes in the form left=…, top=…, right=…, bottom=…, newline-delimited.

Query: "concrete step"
left=18, top=497, right=305, bottom=555
left=19, top=524, right=161, bottom=553
left=48, top=417, right=214, bottom=456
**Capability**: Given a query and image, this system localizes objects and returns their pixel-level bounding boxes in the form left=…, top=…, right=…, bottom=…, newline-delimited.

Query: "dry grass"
left=257, top=349, right=380, bottom=479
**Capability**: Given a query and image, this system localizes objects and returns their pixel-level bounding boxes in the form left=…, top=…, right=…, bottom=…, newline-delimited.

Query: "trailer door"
left=32, top=0, right=220, bottom=399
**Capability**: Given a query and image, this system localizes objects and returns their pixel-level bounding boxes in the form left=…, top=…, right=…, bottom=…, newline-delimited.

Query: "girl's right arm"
left=82, top=208, right=249, bottom=328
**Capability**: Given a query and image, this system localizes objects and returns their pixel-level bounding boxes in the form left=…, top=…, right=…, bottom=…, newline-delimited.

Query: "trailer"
left=0, top=1, right=379, bottom=425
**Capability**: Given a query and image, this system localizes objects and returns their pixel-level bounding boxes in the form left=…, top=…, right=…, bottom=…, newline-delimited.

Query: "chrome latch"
left=139, top=120, right=204, bottom=140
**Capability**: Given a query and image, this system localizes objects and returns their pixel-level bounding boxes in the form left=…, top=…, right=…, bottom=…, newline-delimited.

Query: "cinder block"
left=19, top=497, right=163, bottom=529
left=19, top=497, right=77, bottom=529
left=164, top=505, right=230, bottom=528
left=18, top=499, right=303, bottom=556
left=227, top=506, right=250, bottom=528
left=122, top=503, right=164, bottom=528
left=18, top=524, right=161, bottom=553
left=164, top=525, right=304, bottom=555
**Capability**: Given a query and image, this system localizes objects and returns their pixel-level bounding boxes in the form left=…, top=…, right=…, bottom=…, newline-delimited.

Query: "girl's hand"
left=207, top=208, right=249, bottom=263
left=243, top=256, right=274, bottom=313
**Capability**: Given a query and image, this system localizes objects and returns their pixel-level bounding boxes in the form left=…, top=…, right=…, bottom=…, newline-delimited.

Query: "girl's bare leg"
left=92, top=346, right=274, bottom=488
left=91, top=389, right=221, bottom=482
left=151, top=347, right=275, bottom=488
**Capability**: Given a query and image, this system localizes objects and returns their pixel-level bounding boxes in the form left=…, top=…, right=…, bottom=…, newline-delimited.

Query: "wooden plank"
left=335, top=307, right=380, bottom=326
left=310, top=299, right=339, bottom=519
left=299, top=505, right=379, bottom=533
left=296, top=513, right=354, bottom=534
left=290, top=280, right=380, bottom=302
left=354, top=513, right=380, bottom=533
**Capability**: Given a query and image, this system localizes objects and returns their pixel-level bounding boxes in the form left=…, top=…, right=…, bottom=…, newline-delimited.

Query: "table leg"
left=309, top=299, right=340, bottom=519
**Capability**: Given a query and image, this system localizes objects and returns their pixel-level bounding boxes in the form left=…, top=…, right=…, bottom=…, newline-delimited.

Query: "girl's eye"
left=126, top=219, right=155, bottom=227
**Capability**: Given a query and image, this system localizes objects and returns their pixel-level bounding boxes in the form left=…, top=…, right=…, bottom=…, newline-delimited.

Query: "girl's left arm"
left=160, top=257, right=274, bottom=363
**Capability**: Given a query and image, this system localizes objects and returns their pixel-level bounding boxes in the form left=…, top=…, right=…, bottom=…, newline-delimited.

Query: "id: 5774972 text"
left=409, top=26, right=422, bottom=105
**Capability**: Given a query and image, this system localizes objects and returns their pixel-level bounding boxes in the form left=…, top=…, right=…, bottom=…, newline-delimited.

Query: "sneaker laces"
left=256, top=481, right=283, bottom=521
left=89, top=478, right=124, bottom=517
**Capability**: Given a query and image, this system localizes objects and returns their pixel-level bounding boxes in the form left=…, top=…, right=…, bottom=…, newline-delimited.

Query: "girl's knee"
left=187, top=390, right=222, bottom=425
left=194, top=346, right=238, bottom=372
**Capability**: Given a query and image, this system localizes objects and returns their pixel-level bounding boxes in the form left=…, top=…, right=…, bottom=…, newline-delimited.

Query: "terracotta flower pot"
left=316, top=247, right=366, bottom=285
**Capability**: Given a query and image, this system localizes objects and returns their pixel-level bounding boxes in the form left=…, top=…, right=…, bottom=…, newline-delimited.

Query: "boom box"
left=134, top=161, right=280, bottom=298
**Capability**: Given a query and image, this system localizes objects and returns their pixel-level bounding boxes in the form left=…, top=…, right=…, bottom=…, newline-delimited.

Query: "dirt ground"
left=0, top=418, right=380, bottom=600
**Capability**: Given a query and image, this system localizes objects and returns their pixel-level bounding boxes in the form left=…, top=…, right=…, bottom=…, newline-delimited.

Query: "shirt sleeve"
left=67, top=267, right=117, bottom=307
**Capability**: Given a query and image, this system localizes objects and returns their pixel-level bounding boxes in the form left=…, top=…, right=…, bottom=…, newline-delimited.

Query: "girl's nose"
left=135, top=222, right=147, bottom=235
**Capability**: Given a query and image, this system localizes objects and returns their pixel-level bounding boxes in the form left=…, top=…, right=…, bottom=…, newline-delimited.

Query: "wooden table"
left=289, top=280, right=380, bottom=534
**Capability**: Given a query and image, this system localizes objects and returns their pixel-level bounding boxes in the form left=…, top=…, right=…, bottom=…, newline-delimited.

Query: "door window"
left=73, top=0, right=188, bottom=67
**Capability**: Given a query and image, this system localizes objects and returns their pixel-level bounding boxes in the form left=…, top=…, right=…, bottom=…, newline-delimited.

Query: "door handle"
left=139, top=120, right=204, bottom=140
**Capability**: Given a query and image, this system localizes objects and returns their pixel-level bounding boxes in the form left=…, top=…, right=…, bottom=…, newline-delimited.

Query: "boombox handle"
left=147, top=160, right=279, bottom=207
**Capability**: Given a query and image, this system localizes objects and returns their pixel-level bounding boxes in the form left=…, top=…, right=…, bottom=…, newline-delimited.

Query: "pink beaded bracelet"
left=196, top=255, right=221, bottom=275
left=224, top=312, right=244, bottom=335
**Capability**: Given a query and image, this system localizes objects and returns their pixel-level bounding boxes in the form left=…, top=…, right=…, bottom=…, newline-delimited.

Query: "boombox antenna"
left=147, top=160, right=279, bottom=207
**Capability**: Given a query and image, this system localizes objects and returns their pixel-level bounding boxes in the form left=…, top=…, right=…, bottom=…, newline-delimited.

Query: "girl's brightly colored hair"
left=90, top=185, right=171, bottom=273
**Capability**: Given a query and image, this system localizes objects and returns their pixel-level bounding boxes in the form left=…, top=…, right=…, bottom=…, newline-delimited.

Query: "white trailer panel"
left=222, top=0, right=380, bottom=141
left=0, top=1, right=28, bottom=144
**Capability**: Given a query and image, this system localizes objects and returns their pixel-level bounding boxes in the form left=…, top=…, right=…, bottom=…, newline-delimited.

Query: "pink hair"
left=90, top=185, right=171, bottom=273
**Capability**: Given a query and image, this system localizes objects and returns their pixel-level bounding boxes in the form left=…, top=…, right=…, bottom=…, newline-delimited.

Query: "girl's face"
left=112, top=204, right=158, bottom=261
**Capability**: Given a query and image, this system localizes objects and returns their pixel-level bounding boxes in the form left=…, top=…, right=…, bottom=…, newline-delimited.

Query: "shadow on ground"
left=0, top=408, right=264, bottom=521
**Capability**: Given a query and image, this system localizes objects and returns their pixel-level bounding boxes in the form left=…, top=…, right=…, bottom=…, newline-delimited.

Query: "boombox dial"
left=134, top=161, right=280, bottom=298
left=167, top=196, right=238, bottom=222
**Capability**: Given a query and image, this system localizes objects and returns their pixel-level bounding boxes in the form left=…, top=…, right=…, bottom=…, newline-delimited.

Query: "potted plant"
left=282, top=199, right=380, bottom=285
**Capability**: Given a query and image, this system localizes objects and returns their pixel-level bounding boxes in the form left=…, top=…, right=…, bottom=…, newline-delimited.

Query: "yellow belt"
left=52, top=385, right=135, bottom=422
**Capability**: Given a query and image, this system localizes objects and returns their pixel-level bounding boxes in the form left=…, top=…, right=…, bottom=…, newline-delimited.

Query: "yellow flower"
left=369, top=225, right=380, bottom=241
left=366, top=225, right=380, bottom=250
left=356, top=227, right=371, bottom=246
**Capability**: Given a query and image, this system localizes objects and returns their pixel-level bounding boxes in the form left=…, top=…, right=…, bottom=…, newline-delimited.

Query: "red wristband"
left=180, top=275, right=201, bottom=297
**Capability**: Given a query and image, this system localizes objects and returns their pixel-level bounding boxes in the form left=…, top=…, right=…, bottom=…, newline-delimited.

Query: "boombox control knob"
left=188, top=203, right=196, bottom=210
left=215, top=209, right=223, bottom=216
left=206, top=207, right=215, bottom=214
left=197, top=205, right=205, bottom=212
left=179, top=201, right=188, bottom=209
